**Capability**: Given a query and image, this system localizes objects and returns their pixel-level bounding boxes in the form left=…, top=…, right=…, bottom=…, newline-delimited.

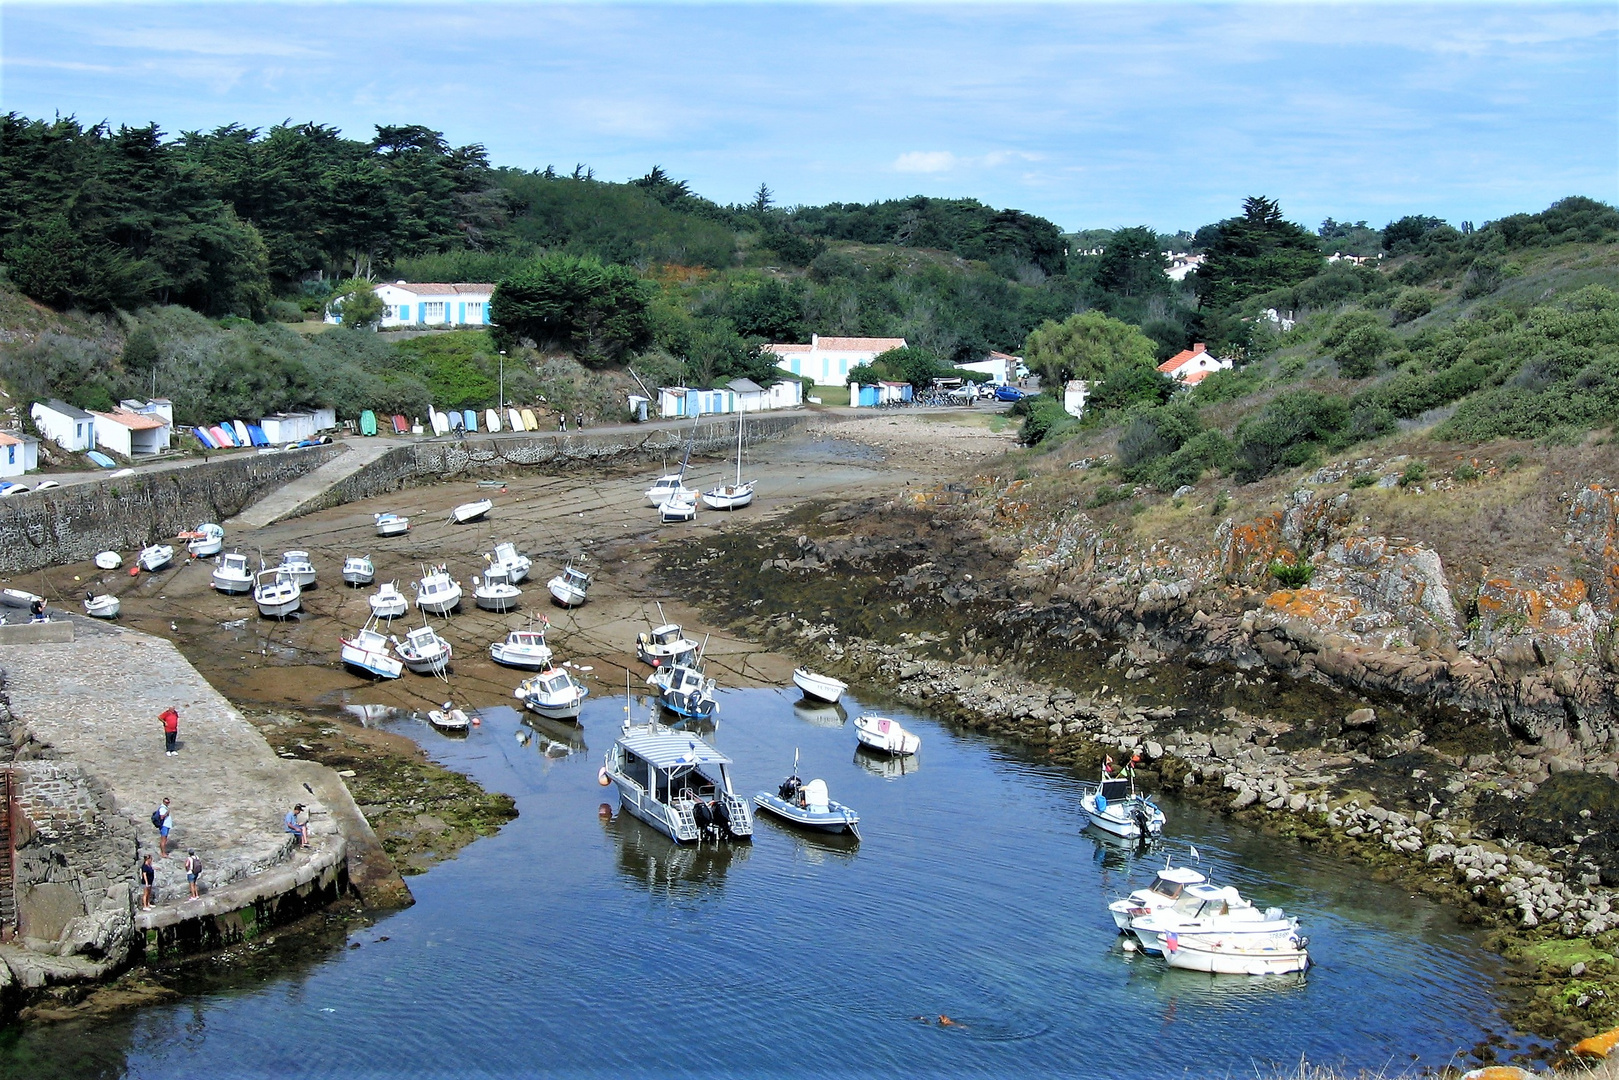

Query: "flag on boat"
left=1165, top=931, right=1179, bottom=953
left=1189, top=845, right=1200, bottom=862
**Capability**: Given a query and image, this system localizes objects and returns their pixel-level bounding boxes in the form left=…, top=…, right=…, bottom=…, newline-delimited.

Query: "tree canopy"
left=1193, top=197, right=1325, bottom=311
left=490, top=253, right=654, bottom=364
left=1022, top=310, right=1159, bottom=386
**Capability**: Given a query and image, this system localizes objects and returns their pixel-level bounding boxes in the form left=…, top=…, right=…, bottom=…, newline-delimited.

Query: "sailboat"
left=702, top=408, right=755, bottom=510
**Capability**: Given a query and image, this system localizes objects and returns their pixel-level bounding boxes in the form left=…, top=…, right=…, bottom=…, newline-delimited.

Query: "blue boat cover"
left=86, top=450, right=118, bottom=468
left=463, top=409, right=478, bottom=432
left=248, top=425, right=269, bottom=446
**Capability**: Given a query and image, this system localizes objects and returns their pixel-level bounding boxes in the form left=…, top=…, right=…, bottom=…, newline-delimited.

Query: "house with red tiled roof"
left=0, top=430, right=39, bottom=478
left=328, top=282, right=495, bottom=328
left=92, top=407, right=172, bottom=456
left=764, top=334, right=908, bottom=386
left=1157, top=342, right=1231, bottom=385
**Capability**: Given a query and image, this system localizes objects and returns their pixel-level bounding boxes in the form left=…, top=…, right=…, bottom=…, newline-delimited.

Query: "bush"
left=1399, top=461, right=1428, bottom=486
left=1454, top=462, right=1479, bottom=481
left=1087, top=361, right=1176, bottom=412
left=1269, top=560, right=1315, bottom=587
left=1350, top=472, right=1376, bottom=488
left=1391, top=288, right=1436, bottom=324
left=1233, top=390, right=1352, bottom=482
left=1018, top=394, right=1075, bottom=445
left=268, top=299, right=305, bottom=323
left=1322, top=310, right=1395, bottom=379
left=490, top=253, right=653, bottom=364
left=1085, top=483, right=1134, bottom=508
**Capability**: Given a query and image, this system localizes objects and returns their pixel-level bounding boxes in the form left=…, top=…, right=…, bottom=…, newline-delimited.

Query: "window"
left=6, top=446, right=13, bottom=465
left=422, top=301, right=446, bottom=321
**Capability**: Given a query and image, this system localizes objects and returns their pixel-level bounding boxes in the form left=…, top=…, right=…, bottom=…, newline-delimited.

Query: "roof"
left=93, top=409, right=167, bottom=431
left=38, top=399, right=93, bottom=420
left=726, top=378, right=764, bottom=393
left=383, top=282, right=495, bottom=296
left=1182, top=369, right=1214, bottom=386
left=0, top=432, right=20, bottom=447
left=814, top=336, right=907, bottom=352
left=618, top=725, right=733, bottom=769
left=988, top=350, right=1023, bottom=362
left=1157, top=343, right=1209, bottom=373
left=764, top=343, right=812, bottom=355
left=1155, top=867, right=1208, bottom=884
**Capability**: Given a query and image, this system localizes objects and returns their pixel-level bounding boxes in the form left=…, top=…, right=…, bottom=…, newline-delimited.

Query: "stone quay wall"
left=0, top=446, right=341, bottom=575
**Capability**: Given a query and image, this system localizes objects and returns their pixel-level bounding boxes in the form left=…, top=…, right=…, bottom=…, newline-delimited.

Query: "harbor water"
left=3, top=689, right=1511, bottom=1079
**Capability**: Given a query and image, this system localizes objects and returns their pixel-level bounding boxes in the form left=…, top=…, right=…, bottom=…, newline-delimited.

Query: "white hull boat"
left=659, top=491, right=697, bottom=523
left=645, top=475, right=695, bottom=508
left=793, top=666, right=847, bottom=704
left=414, top=568, right=463, bottom=615
left=604, top=719, right=753, bottom=843
left=490, top=627, right=554, bottom=670
left=394, top=624, right=452, bottom=675
left=548, top=565, right=591, bottom=607
left=702, top=410, right=755, bottom=511
left=369, top=581, right=408, bottom=619
left=211, top=552, right=254, bottom=594
left=342, top=556, right=375, bottom=586
left=138, top=544, right=174, bottom=572
left=278, top=550, right=317, bottom=588
left=1159, top=931, right=1310, bottom=975
left=341, top=622, right=403, bottom=679
left=0, top=588, right=42, bottom=609
left=374, top=512, right=410, bottom=537
left=647, top=662, right=718, bottom=721
left=83, top=593, right=120, bottom=619
left=184, top=523, right=224, bottom=558
left=1108, top=864, right=1209, bottom=932
left=488, top=542, right=531, bottom=583
left=429, top=705, right=471, bottom=732
left=1082, top=775, right=1167, bottom=840
left=94, top=551, right=122, bottom=570
left=472, top=572, right=521, bottom=612
left=636, top=620, right=700, bottom=668
left=450, top=499, right=493, bottom=524
left=1128, top=881, right=1302, bottom=958
left=254, top=569, right=302, bottom=619
left=515, top=668, right=588, bottom=721
left=854, top=714, right=920, bottom=756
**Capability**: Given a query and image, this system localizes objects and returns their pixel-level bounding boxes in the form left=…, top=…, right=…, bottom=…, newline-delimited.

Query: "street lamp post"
left=498, top=350, right=506, bottom=410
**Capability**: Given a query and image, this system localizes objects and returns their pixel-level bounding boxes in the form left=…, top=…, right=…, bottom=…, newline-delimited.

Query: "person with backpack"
left=159, top=706, right=180, bottom=756
left=152, top=798, right=172, bottom=857
left=183, top=850, right=202, bottom=899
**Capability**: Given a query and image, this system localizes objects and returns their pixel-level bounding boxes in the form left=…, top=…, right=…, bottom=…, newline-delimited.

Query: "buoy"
left=598, top=767, right=611, bottom=787
left=1121, top=938, right=1138, bottom=953
left=1573, top=1026, right=1619, bottom=1058
left=471, top=717, right=480, bottom=726
left=129, top=566, right=140, bottom=577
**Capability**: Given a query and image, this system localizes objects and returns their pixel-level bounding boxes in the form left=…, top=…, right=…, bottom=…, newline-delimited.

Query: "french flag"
left=1165, top=931, right=1179, bottom=953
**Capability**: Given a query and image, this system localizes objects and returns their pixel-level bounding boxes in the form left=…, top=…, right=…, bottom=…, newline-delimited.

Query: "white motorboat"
left=1108, top=864, right=1209, bottom=932
left=394, top=624, right=452, bottom=675
left=515, top=667, right=588, bottom=721
left=278, top=550, right=317, bottom=588
left=341, top=620, right=403, bottom=679
left=138, top=544, right=174, bottom=572
left=644, top=474, right=695, bottom=508
left=547, top=564, right=591, bottom=607
left=0, top=588, right=42, bottom=609
left=636, top=617, right=699, bottom=668
left=413, top=566, right=463, bottom=615
left=184, top=523, right=224, bottom=558
left=450, top=498, right=493, bottom=524
left=369, top=581, right=408, bottom=619
left=83, top=593, right=120, bottom=619
left=603, top=716, right=753, bottom=843
left=753, top=755, right=859, bottom=838
left=211, top=552, right=254, bottom=594
left=472, top=568, right=522, bottom=612
left=254, top=568, right=302, bottom=619
left=647, top=662, right=718, bottom=722
left=1160, top=929, right=1310, bottom=976
left=428, top=703, right=472, bottom=732
left=659, top=489, right=697, bottom=523
left=490, top=625, right=554, bottom=670
left=342, top=555, right=375, bottom=586
left=94, top=551, right=121, bottom=570
left=374, top=512, right=410, bottom=537
left=488, top=542, right=531, bottom=583
left=1129, top=881, right=1302, bottom=957
left=703, top=408, right=755, bottom=510
left=1082, top=774, right=1167, bottom=841
left=854, top=714, right=920, bottom=756
left=792, top=666, right=847, bottom=704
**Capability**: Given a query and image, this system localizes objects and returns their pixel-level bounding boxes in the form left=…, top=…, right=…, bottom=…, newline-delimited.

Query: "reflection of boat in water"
left=609, top=811, right=751, bottom=897
left=520, top=711, right=589, bottom=757
left=792, top=699, right=847, bottom=728
left=854, top=744, right=920, bottom=779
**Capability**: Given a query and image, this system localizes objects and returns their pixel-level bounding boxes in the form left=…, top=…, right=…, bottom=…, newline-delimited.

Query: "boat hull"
left=548, top=582, right=586, bottom=607
left=400, top=653, right=451, bottom=676
left=94, top=551, right=121, bottom=570
left=370, top=598, right=408, bottom=619
left=702, top=485, right=754, bottom=510
left=474, top=589, right=520, bottom=612
left=854, top=716, right=920, bottom=756
left=418, top=596, right=461, bottom=616
left=490, top=643, right=553, bottom=669
left=375, top=517, right=409, bottom=537
left=752, top=793, right=859, bottom=834
left=211, top=572, right=253, bottom=594
left=255, top=596, right=301, bottom=619
left=451, top=500, right=492, bottom=524
left=1160, top=937, right=1310, bottom=975
left=138, top=547, right=174, bottom=572
left=342, top=644, right=403, bottom=679
left=1, top=588, right=42, bottom=608
left=188, top=538, right=223, bottom=558
left=83, top=597, right=120, bottom=619
left=520, top=694, right=583, bottom=722
left=343, top=571, right=375, bottom=586
left=1082, top=794, right=1166, bottom=840
left=793, top=667, right=847, bottom=703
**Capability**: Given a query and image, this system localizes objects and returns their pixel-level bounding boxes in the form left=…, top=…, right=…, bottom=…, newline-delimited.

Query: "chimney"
left=1193, top=342, right=1206, bottom=353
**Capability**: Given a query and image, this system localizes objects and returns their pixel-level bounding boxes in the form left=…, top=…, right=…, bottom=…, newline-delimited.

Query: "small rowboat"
left=428, top=704, right=472, bottom=732
left=341, top=621, right=403, bottom=679
left=94, top=551, right=122, bottom=570
left=183, top=523, right=224, bottom=558
left=138, top=544, right=175, bottom=572
left=792, top=666, right=847, bottom=704
left=374, top=512, right=410, bottom=537
left=450, top=499, right=492, bottom=524
left=0, top=588, right=42, bottom=609
left=490, top=626, right=553, bottom=670
left=83, top=593, right=120, bottom=619
left=342, top=555, right=375, bottom=586
left=547, top=564, right=591, bottom=607
left=854, top=714, right=920, bottom=756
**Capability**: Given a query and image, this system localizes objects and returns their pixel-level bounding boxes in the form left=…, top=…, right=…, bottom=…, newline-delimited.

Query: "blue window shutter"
left=458, top=302, right=465, bottom=323
left=400, top=304, right=411, bottom=322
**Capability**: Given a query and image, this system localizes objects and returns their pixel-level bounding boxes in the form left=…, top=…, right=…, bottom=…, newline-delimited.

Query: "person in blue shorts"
left=285, top=803, right=309, bottom=847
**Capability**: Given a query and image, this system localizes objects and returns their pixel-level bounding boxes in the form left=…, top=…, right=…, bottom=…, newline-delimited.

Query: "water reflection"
left=511, top=707, right=588, bottom=758
left=854, top=744, right=920, bottom=778
left=792, top=699, right=848, bottom=727
left=608, top=811, right=750, bottom=897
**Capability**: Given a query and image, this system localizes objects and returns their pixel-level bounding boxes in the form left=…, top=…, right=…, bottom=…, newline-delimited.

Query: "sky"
left=2, top=2, right=1615, bottom=234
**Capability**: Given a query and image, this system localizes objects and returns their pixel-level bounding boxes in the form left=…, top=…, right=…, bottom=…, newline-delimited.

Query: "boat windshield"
left=1147, top=875, right=1184, bottom=900
left=653, top=628, right=680, bottom=644
left=513, top=632, right=543, bottom=647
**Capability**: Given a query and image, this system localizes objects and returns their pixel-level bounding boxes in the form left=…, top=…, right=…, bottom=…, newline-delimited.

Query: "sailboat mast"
left=734, top=406, right=744, bottom=486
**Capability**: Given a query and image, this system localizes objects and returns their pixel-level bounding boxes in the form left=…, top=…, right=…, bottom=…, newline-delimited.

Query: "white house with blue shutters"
left=327, top=282, right=495, bottom=328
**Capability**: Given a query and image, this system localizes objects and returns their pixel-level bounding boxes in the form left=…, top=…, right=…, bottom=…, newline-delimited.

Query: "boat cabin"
left=646, top=625, right=685, bottom=648
left=647, top=476, right=686, bottom=500
left=559, top=567, right=590, bottom=591
left=508, top=630, right=548, bottom=650
left=402, top=626, right=443, bottom=655
left=1143, top=867, right=1207, bottom=902
left=1098, top=778, right=1135, bottom=804
left=609, top=724, right=750, bottom=842
left=219, top=553, right=250, bottom=575
left=530, top=670, right=575, bottom=698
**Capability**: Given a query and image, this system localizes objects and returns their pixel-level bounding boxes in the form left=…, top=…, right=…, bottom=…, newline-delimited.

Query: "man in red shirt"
left=160, top=707, right=179, bottom=756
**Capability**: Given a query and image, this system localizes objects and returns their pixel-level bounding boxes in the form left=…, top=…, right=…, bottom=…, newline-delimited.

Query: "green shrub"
left=268, top=299, right=304, bottom=323
left=1086, top=484, right=1134, bottom=508
left=1018, top=394, right=1076, bottom=445
left=1211, top=491, right=1229, bottom=516
left=1391, top=288, right=1436, bottom=324
left=1233, top=390, right=1351, bottom=482
left=1505, top=453, right=1524, bottom=470
left=1399, top=461, right=1428, bottom=486
left=1453, top=462, right=1479, bottom=481
left=1350, top=472, right=1377, bottom=488
left=1269, top=560, right=1315, bottom=587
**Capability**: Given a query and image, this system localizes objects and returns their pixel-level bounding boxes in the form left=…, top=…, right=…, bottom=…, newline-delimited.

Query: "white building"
left=327, top=282, right=495, bottom=329
left=0, top=431, right=38, bottom=478
left=725, top=377, right=803, bottom=413
left=657, top=387, right=737, bottom=419
left=1165, top=252, right=1205, bottom=282
left=260, top=413, right=320, bottom=444
left=765, top=335, right=908, bottom=387
left=92, top=408, right=171, bottom=456
left=958, top=351, right=1022, bottom=386
left=1063, top=380, right=1091, bottom=419
left=848, top=381, right=913, bottom=408
left=30, top=400, right=96, bottom=452
left=1157, top=343, right=1233, bottom=386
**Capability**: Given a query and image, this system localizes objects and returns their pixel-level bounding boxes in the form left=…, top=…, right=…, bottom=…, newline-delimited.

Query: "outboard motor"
left=712, top=799, right=733, bottom=839
left=779, top=775, right=800, bottom=801
left=691, top=798, right=714, bottom=837
left=1132, top=806, right=1151, bottom=839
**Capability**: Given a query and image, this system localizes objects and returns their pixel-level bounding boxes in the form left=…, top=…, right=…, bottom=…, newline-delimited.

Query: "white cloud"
left=892, top=150, right=959, bottom=174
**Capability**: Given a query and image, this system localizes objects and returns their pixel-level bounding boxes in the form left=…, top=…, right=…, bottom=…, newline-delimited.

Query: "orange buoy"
left=128, top=566, right=140, bottom=577
left=1573, top=1026, right=1619, bottom=1058
left=598, top=767, right=611, bottom=787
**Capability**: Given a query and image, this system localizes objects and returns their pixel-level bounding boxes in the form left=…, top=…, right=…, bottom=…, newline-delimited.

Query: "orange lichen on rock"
left=1572, top=1025, right=1619, bottom=1058
left=1264, top=588, right=1362, bottom=623
left=1220, top=511, right=1288, bottom=577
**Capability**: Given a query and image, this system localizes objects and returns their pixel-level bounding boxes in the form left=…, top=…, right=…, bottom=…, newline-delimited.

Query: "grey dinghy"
left=752, top=758, right=861, bottom=839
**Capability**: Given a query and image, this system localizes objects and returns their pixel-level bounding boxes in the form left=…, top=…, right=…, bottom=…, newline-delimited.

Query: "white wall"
left=30, top=404, right=94, bottom=452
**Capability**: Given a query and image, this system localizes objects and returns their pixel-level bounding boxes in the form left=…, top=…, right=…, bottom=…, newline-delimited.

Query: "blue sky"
left=3, top=2, right=1615, bottom=234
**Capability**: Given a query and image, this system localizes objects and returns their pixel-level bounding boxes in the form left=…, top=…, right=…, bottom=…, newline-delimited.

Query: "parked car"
left=994, top=385, right=1026, bottom=402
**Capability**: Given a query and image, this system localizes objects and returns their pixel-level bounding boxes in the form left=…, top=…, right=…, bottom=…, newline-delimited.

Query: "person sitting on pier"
left=285, top=803, right=309, bottom=848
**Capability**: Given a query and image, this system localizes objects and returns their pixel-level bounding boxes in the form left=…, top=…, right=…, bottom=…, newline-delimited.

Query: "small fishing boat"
left=547, top=564, right=591, bottom=608
left=487, top=542, right=531, bottom=583
left=374, top=512, right=410, bottom=537
left=647, top=662, right=718, bottom=721
left=342, top=555, right=375, bottom=586
left=520, top=407, right=539, bottom=430
left=0, top=588, right=42, bottom=609
left=369, top=581, right=408, bottom=619
left=1160, top=929, right=1310, bottom=976
left=603, top=715, right=753, bottom=843
left=413, top=566, right=463, bottom=615
left=753, top=755, right=860, bottom=838
left=514, top=667, right=588, bottom=721
left=211, top=552, right=254, bottom=594
left=1128, top=881, right=1302, bottom=957
left=645, top=474, right=694, bottom=508
left=430, top=410, right=449, bottom=436
left=278, top=550, right=317, bottom=588
left=854, top=714, right=920, bottom=756
left=94, top=551, right=122, bottom=571
left=138, top=544, right=175, bottom=572
left=507, top=407, right=525, bottom=432
left=254, top=568, right=302, bottom=619
left=1107, top=863, right=1209, bottom=932
left=360, top=410, right=378, bottom=436
left=83, top=593, right=120, bottom=619
left=636, top=613, right=699, bottom=668
left=184, top=523, right=224, bottom=558
left=341, top=619, right=403, bottom=679
left=450, top=498, right=492, bottom=524
left=429, top=703, right=472, bottom=732
left=703, top=408, right=755, bottom=510
left=1081, top=774, right=1166, bottom=841
left=471, top=568, right=522, bottom=612
left=659, top=489, right=697, bottom=523
left=490, top=625, right=554, bottom=670
left=792, top=667, right=847, bottom=704
left=394, top=624, right=452, bottom=675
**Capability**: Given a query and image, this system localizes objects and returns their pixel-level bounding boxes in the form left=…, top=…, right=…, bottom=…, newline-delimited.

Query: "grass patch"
left=810, top=384, right=850, bottom=406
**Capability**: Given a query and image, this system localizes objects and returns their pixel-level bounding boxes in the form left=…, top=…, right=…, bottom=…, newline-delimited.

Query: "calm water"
left=4, top=690, right=1510, bottom=1079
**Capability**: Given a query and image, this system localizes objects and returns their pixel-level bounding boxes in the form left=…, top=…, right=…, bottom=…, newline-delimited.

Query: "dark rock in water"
left=1476, top=771, right=1619, bottom=884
